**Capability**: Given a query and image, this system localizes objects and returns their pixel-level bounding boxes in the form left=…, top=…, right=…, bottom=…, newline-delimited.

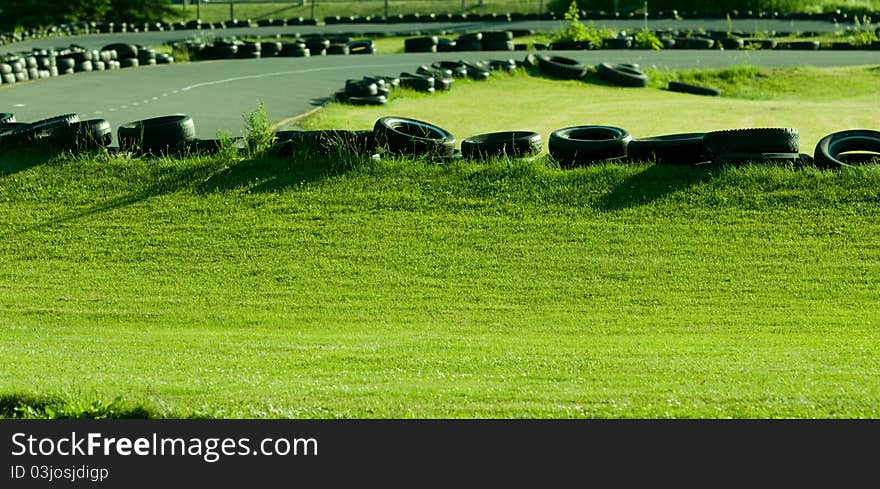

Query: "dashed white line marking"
left=120, top=105, right=128, bottom=109
left=132, top=102, right=139, bottom=106
left=172, top=90, right=178, bottom=94
left=177, top=64, right=410, bottom=92
left=94, top=111, right=103, bottom=115
left=162, top=93, right=168, bottom=97
left=152, top=96, right=159, bottom=100
left=13, top=103, right=25, bottom=107
left=143, top=100, right=150, bottom=103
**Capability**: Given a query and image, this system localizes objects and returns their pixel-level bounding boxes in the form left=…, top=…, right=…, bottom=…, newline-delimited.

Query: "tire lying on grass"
left=626, top=133, right=708, bottom=164
left=667, top=81, right=721, bottom=96
left=273, top=129, right=375, bottom=157
left=39, top=119, right=112, bottom=151
left=536, top=55, right=586, bottom=79
left=373, top=116, right=455, bottom=157
left=432, top=61, right=468, bottom=78
left=0, top=113, right=14, bottom=124
left=549, top=125, right=632, bottom=167
left=813, top=130, right=880, bottom=168
left=118, top=114, right=196, bottom=155
left=461, top=131, right=542, bottom=160
left=595, top=62, right=649, bottom=87
left=704, top=128, right=800, bottom=157
left=399, top=72, right=435, bottom=92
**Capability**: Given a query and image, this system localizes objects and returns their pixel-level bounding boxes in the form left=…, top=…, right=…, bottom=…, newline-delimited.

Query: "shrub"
left=550, top=1, right=606, bottom=47
left=634, top=28, right=663, bottom=50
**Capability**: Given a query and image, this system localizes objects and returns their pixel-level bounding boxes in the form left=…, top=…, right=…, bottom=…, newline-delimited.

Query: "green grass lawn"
left=2, top=65, right=879, bottom=419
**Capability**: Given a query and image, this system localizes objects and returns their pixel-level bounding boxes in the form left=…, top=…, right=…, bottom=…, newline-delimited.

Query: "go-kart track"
left=2, top=20, right=879, bottom=140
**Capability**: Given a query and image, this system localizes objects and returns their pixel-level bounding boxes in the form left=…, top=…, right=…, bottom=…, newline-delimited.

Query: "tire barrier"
left=2, top=9, right=874, bottom=49
left=2, top=110, right=876, bottom=169
left=461, top=131, right=542, bottom=160
left=0, top=43, right=173, bottom=87
left=548, top=126, right=632, bottom=167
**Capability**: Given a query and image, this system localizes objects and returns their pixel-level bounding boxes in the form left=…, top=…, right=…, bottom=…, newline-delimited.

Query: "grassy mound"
left=1, top=147, right=879, bottom=417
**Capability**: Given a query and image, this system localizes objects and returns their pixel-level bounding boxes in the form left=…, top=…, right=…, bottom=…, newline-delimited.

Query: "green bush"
left=633, top=28, right=663, bottom=50
left=550, top=1, right=607, bottom=47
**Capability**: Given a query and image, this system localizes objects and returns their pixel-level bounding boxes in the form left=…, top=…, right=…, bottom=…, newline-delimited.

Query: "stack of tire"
left=334, top=76, right=395, bottom=106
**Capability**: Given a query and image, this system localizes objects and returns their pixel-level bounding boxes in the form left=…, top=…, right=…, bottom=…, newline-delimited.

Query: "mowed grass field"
left=1, top=65, right=879, bottom=418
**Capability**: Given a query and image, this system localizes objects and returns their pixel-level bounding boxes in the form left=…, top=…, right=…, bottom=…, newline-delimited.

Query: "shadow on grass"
left=596, top=164, right=717, bottom=211
left=199, top=152, right=359, bottom=194
left=0, top=392, right=154, bottom=419
left=0, top=149, right=50, bottom=178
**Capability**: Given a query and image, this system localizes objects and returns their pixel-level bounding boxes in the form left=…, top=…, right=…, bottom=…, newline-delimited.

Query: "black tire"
left=482, top=31, right=513, bottom=42
left=536, top=55, right=586, bottom=79
left=40, top=119, right=112, bottom=152
left=345, top=80, right=378, bottom=97
left=0, top=113, right=14, bottom=124
left=120, top=58, right=139, bottom=68
left=305, top=38, right=330, bottom=53
left=603, top=37, right=632, bottom=49
left=483, top=40, right=515, bottom=51
left=437, top=39, right=457, bottom=52
left=460, top=61, right=491, bottom=80
left=237, top=42, right=261, bottom=58
left=273, top=130, right=374, bottom=157
left=0, top=123, right=34, bottom=149
left=487, top=59, right=516, bottom=72
left=373, top=116, right=455, bottom=157
left=549, top=125, right=631, bottom=167
left=595, top=62, right=649, bottom=87
left=668, top=81, right=721, bottom=96
left=261, top=41, right=282, bottom=57
left=785, top=41, right=820, bottom=50
left=813, top=130, right=880, bottom=168
left=704, top=128, right=799, bottom=157
left=626, top=133, right=708, bottom=164
left=461, top=131, right=542, bottom=160
left=720, top=37, right=744, bottom=50
left=432, top=61, right=468, bottom=78
left=347, top=40, right=375, bottom=54
left=399, top=72, right=435, bottom=92
left=30, top=113, right=81, bottom=133
left=404, top=36, right=438, bottom=53
left=347, top=95, right=387, bottom=106
left=102, top=43, right=137, bottom=59
left=74, top=61, right=93, bottom=72
left=327, top=44, right=349, bottom=55
left=118, top=114, right=196, bottom=155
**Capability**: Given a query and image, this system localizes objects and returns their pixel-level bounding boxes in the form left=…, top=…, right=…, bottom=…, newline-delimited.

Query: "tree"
left=0, top=0, right=174, bottom=29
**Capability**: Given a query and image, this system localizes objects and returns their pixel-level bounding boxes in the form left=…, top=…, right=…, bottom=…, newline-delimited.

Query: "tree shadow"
left=596, top=164, right=718, bottom=211
left=198, top=152, right=362, bottom=194
left=0, top=150, right=49, bottom=178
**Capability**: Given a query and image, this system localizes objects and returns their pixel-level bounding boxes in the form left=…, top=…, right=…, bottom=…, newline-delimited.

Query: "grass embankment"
left=1, top=146, right=879, bottom=418
left=302, top=65, right=880, bottom=151
left=2, top=64, right=879, bottom=418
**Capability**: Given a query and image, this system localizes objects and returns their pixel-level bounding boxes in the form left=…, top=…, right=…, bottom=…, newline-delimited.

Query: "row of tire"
left=189, top=38, right=375, bottom=60
left=335, top=59, right=519, bottom=106
left=4, top=111, right=875, bottom=169
left=278, top=120, right=879, bottom=170
left=0, top=43, right=173, bottom=86
left=404, top=31, right=880, bottom=53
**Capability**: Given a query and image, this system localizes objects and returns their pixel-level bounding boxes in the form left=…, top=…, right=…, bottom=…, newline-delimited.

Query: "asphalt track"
left=1, top=23, right=878, bottom=141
